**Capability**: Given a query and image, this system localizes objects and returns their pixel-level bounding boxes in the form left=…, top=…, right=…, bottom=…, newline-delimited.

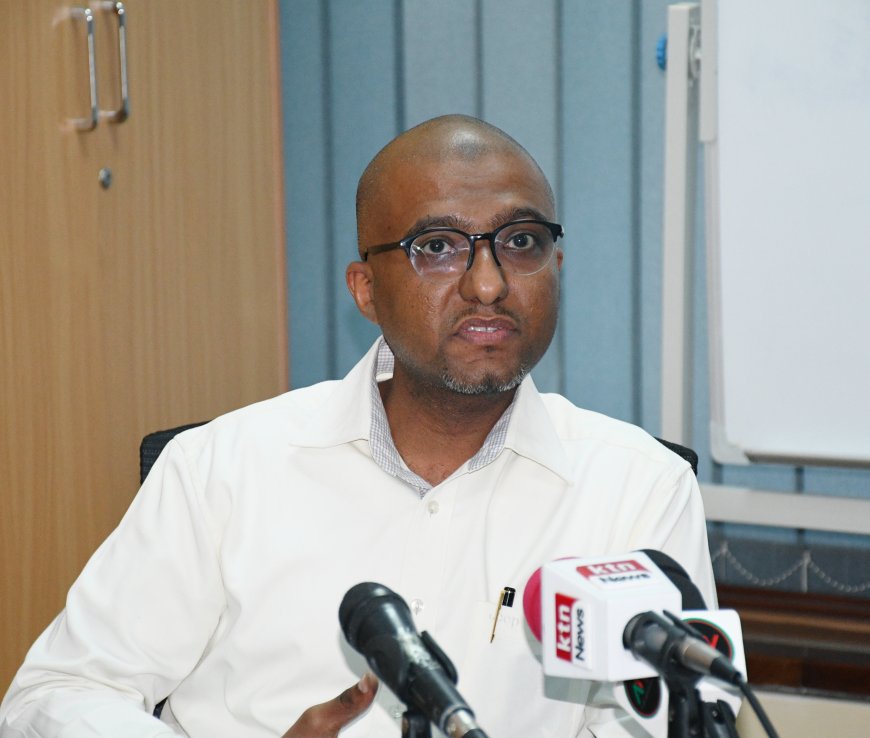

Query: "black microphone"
left=339, top=582, right=489, bottom=738
left=623, top=551, right=743, bottom=685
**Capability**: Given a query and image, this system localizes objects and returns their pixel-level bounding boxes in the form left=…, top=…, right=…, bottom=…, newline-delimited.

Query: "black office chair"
left=139, top=422, right=208, bottom=484
left=654, top=437, right=699, bottom=476
left=138, top=424, right=208, bottom=719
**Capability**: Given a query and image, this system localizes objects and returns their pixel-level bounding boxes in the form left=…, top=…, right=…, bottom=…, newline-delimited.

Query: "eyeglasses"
left=362, top=219, right=564, bottom=281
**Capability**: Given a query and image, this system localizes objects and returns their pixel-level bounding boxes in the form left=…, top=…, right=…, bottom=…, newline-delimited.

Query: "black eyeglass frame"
left=362, top=219, right=565, bottom=276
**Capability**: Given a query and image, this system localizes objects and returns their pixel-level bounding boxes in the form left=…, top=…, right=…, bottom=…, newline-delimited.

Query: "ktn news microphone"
left=339, top=582, right=490, bottom=738
left=522, top=548, right=747, bottom=733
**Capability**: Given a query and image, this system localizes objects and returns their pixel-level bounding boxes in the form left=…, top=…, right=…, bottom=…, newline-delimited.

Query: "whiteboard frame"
left=701, top=0, right=752, bottom=465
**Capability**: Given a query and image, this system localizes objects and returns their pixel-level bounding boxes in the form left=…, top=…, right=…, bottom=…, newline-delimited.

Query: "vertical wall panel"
left=560, top=0, right=638, bottom=421
left=480, top=0, right=563, bottom=393
left=402, top=0, right=479, bottom=126
left=281, top=1, right=331, bottom=387
left=479, top=0, right=560, bottom=205
left=328, top=0, right=400, bottom=375
left=638, top=0, right=670, bottom=434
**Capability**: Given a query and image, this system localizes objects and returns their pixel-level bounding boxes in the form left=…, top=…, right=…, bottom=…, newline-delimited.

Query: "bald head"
left=355, top=115, right=555, bottom=249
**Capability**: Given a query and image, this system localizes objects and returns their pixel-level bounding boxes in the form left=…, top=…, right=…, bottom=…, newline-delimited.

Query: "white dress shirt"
left=0, top=340, right=715, bottom=738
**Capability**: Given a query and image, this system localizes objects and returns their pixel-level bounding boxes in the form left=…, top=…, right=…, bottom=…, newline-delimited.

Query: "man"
left=0, top=116, right=715, bottom=737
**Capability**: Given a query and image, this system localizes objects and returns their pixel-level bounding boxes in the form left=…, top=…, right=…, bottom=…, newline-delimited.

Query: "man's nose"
left=457, top=242, right=509, bottom=304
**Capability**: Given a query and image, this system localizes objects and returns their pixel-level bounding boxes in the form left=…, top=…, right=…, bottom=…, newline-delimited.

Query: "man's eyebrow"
left=404, top=214, right=474, bottom=237
left=403, top=207, right=552, bottom=239
left=489, top=207, right=551, bottom=228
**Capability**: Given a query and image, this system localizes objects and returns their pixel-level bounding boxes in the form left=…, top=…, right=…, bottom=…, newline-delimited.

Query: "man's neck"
left=378, top=376, right=516, bottom=487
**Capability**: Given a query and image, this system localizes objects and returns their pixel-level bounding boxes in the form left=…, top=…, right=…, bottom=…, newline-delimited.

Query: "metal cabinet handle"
left=67, top=7, right=99, bottom=131
left=99, top=2, right=129, bottom=123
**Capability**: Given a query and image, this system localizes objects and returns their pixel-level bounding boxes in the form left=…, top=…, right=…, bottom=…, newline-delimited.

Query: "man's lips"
left=454, top=317, right=517, bottom=342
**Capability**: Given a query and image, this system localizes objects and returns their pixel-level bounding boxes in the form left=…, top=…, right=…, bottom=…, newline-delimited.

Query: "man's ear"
left=346, top=261, right=379, bottom=324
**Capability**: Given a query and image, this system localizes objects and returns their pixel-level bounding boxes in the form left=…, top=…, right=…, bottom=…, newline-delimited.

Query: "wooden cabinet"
left=1, top=1, right=287, bottom=687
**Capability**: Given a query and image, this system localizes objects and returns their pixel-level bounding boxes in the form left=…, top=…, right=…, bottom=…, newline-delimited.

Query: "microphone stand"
left=665, top=672, right=738, bottom=738
left=700, top=699, right=739, bottom=738
left=398, top=630, right=462, bottom=738
left=657, top=617, right=739, bottom=738
left=401, top=708, right=432, bottom=738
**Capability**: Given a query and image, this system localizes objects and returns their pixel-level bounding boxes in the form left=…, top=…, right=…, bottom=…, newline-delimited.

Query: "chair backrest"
left=139, top=422, right=207, bottom=484
left=139, top=420, right=208, bottom=720
left=654, top=437, right=699, bottom=476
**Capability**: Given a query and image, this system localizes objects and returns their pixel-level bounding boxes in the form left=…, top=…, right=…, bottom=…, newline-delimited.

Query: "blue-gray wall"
left=279, top=0, right=869, bottom=597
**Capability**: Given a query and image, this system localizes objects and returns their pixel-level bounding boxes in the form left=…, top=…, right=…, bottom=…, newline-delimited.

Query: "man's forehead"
left=375, top=154, right=551, bottom=225
left=376, top=149, right=549, bottom=203
left=356, top=117, right=556, bottom=245
left=389, top=125, right=506, bottom=161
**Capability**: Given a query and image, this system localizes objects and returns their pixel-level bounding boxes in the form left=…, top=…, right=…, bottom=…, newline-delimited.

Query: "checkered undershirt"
left=368, top=340, right=515, bottom=496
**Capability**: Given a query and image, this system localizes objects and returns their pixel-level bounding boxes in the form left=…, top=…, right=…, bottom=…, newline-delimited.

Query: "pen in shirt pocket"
left=489, top=586, right=516, bottom=642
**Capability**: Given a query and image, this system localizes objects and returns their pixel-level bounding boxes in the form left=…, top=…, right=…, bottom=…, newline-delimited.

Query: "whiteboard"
left=707, top=0, right=870, bottom=466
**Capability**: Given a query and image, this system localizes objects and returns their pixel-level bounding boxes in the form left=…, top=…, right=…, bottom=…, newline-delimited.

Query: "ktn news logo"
left=554, top=593, right=586, bottom=663
left=576, top=558, right=652, bottom=585
left=553, top=558, right=653, bottom=664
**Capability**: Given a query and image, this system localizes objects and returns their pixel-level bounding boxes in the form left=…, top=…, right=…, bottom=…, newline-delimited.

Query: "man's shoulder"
left=534, top=390, right=639, bottom=440
left=536, top=391, right=689, bottom=473
left=229, top=377, right=343, bottom=423
left=167, top=343, right=381, bottom=462
left=173, top=378, right=345, bottom=451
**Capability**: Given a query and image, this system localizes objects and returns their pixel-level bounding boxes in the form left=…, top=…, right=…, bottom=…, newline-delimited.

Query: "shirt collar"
left=284, top=341, right=378, bottom=448
left=502, top=377, right=574, bottom=483
left=368, top=339, right=515, bottom=494
left=288, top=337, right=573, bottom=484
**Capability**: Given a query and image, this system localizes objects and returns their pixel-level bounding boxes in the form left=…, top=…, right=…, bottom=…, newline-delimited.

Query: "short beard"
left=440, top=365, right=530, bottom=396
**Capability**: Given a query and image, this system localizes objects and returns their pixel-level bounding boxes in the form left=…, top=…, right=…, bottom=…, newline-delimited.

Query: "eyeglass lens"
left=408, top=221, right=557, bottom=279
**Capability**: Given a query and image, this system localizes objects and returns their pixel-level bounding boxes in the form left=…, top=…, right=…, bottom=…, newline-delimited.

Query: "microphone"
left=522, top=550, right=683, bottom=681
left=339, top=582, right=489, bottom=738
left=624, top=550, right=743, bottom=685
left=623, top=610, right=743, bottom=685
left=521, top=551, right=745, bottom=684
left=522, top=551, right=746, bottom=736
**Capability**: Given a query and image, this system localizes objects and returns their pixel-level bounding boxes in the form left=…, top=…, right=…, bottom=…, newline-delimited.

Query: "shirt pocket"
left=456, top=600, right=584, bottom=738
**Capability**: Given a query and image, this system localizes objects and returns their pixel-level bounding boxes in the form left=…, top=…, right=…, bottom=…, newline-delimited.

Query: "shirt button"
left=410, top=598, right=424, bottom=616
left=427, top=500, right=440, bottom=515
left=390, top=704, right=404, bottom=719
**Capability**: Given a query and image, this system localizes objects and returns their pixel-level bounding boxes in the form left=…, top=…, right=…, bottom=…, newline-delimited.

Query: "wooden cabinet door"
left=1, top=0, right=287, bottom=687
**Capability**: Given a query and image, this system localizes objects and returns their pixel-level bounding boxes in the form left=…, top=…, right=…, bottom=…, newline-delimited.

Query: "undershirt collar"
left=368, top=339, right=514, bottom=496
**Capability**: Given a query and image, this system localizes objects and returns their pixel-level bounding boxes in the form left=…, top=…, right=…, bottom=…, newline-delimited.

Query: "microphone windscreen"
left=339, top=581, right=403, bottom=648
left=522, top=567, right=543, bottom=642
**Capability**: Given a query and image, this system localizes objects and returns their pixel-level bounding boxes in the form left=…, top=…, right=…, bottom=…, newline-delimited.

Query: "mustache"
left=449, top=305, right=521, bottom=325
